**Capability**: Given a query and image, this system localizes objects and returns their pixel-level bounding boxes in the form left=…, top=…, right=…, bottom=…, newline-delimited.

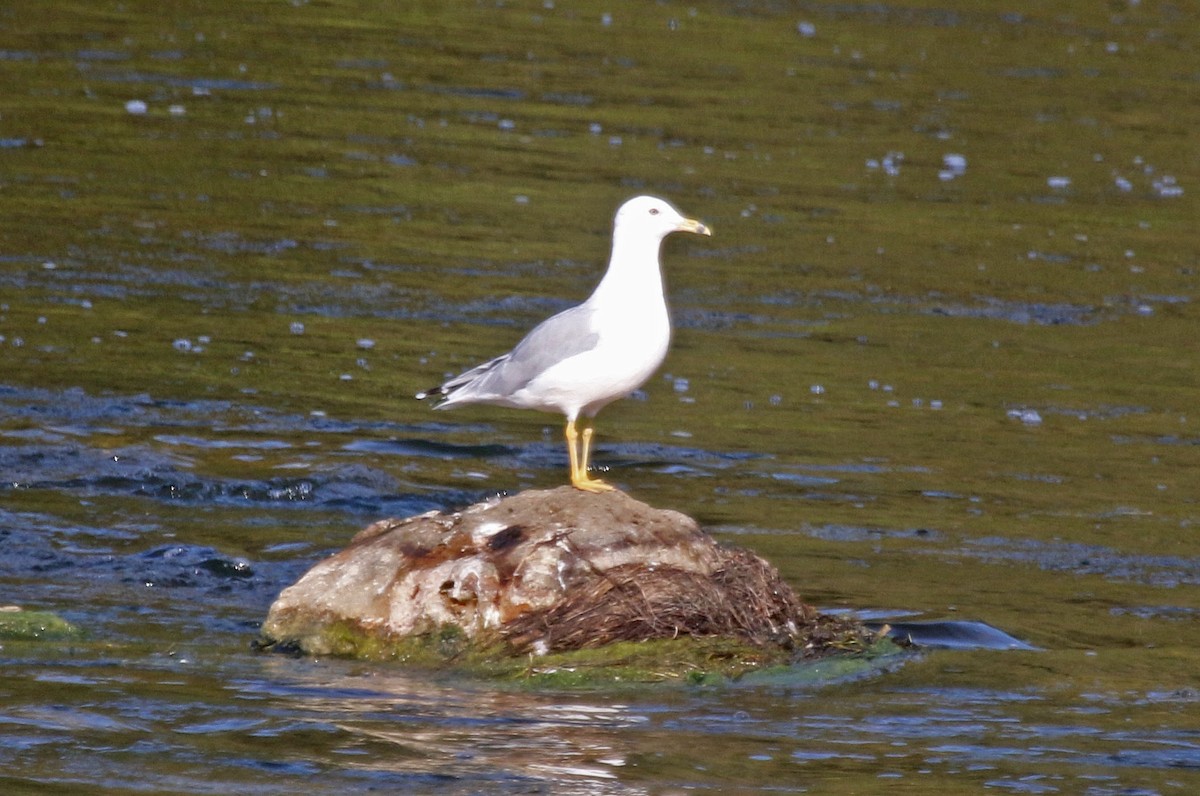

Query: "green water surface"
left=2, top=1, right=1199, bottom=793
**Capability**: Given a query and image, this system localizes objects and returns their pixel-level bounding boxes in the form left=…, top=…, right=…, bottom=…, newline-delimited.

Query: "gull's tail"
left=415, top=352, right=512, bottom=408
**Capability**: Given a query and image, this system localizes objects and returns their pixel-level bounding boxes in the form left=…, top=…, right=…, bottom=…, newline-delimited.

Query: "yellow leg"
left=580, top=426, right=595, bottom=475
left=566, top=419, right=582, bottom=481
left=565, top=420, right=613, bottom=493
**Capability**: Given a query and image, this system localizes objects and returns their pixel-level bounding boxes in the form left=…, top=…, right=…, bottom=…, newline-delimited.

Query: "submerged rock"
left=0, top=606, right=80, bottom=641
left=260, top=487, right=879, bottom=680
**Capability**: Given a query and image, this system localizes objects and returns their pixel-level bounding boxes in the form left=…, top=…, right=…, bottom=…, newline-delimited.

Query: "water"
left=3, top=0, right=1199, bottom=792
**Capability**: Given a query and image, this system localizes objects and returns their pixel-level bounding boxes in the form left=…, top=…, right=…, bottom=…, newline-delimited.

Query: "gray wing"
left=426, top=304, right=601, bottom=404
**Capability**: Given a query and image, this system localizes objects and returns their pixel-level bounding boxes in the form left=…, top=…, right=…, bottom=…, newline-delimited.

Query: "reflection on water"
left=2, top=0, right=1199, bottom=793
left=8, top=644, right=1200, bottom=794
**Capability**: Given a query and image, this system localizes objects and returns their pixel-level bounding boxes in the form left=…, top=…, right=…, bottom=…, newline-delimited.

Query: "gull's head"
left=615, top=195, right=712, bottom=240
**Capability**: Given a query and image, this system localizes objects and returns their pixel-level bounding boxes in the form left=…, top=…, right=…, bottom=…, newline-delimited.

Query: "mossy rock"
left=0, top=607, right=81, bottom=641
left=257, top=616, right=904, bottom=687
left=259, top=488, right=902, bottom=685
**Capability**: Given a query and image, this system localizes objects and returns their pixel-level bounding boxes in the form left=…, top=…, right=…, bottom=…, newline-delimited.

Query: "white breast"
left=516, top=298, right=670, bottom=418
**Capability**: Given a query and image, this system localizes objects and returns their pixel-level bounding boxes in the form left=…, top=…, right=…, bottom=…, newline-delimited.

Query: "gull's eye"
left=649, top=208, right=660, bottom=216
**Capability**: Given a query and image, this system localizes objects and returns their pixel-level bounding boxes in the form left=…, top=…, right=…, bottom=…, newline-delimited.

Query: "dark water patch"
left=2, top=252, right=450, bottom=320
left=925, top=297, right=1105, bottom=326
left=195, top=231, right=300, bottom=256
left=138, top=544, right=258, bottom=587
left=343, top=437, right=517, bottom=460
left=154, top=434, right=293, bottom=451
left=335, top=57, right=390, bottom=70
left=800, top=461, right=897, bottom=475
left=953, top=537, right=1200, bottom=588
left=0, top=519, right=307, bottom=636
left=675, top=287, right=1116, bottom=329
left=1000, top=66, right=1069, bottom=80
left=921, top=489, right=970, bottom=500
left=428, top=294, right=573, bottom=330
left=1112, top=433, right=1200, bottom=447
left=752, top=488, right=878, bottom=505
left=1133, top=293, right=1190, bottom=307
left=0, top=442, right=193, bottom=491
left=806, top=524, right=941, bottom=543
left=0, top=387, right=538, bottom=514
left=0, top=385, right=412, bottom=440
left=424, top=84, right=527, bottom=101
left=685, top=243, right=768, bottom=260
left=765, top=688, right=1200, bottom=786
left=772, top=2, right=1034, bottom=31
left=1044, top=404, right=1150, bottom=421
left=766, top=471, right=839, bottom=487
left=871, top=619, right=1038, bottom=651
left=84, top=69, right=277, bottom=92
left=0, top=438, right=440, bottom=518
left=1005, top=403, right=1150, bottom=425
left=75, top=49, right=129, bottom=62
left=752, top=288, right=1114, bottom=327
left=0, top=509, right=146, bottom=567
left=1138, top=689, right=1200, bottom=707
left=341, top=204, right=414, bottom=218
left=1109, top=605, right=1200, bottom=622
left=540, top=91, right=594, bottom=107
left=0, top=259, right=225, bottom=302
left=1024, top=248, right=1074, bottom=264
left=599, top=442, right=772, bottom=474
left=1004, top=471, right=1065, bottom=485
left=677, top=306, right=783, bottom=331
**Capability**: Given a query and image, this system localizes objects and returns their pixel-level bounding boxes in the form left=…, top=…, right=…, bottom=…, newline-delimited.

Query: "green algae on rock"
left=258, top=488, right=886, bottom=682
left=0, top=606, right=81, bottom=641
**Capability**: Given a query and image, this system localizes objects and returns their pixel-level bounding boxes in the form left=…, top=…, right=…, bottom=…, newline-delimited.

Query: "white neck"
left=588, top=231, right=667, bottom=308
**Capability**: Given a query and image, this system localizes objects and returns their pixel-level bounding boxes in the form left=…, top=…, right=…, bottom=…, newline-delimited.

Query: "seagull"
left=417, top=195, right=712, bottom=492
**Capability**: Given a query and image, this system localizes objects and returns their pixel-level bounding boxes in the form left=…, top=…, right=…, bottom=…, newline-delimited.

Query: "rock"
left=259, top=487, right=880, bottom=680
left=0, top=606, right=80, bottom=641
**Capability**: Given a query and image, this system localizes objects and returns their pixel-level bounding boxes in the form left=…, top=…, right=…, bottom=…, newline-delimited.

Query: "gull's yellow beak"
left=678, top=217, right=712, bottom=237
